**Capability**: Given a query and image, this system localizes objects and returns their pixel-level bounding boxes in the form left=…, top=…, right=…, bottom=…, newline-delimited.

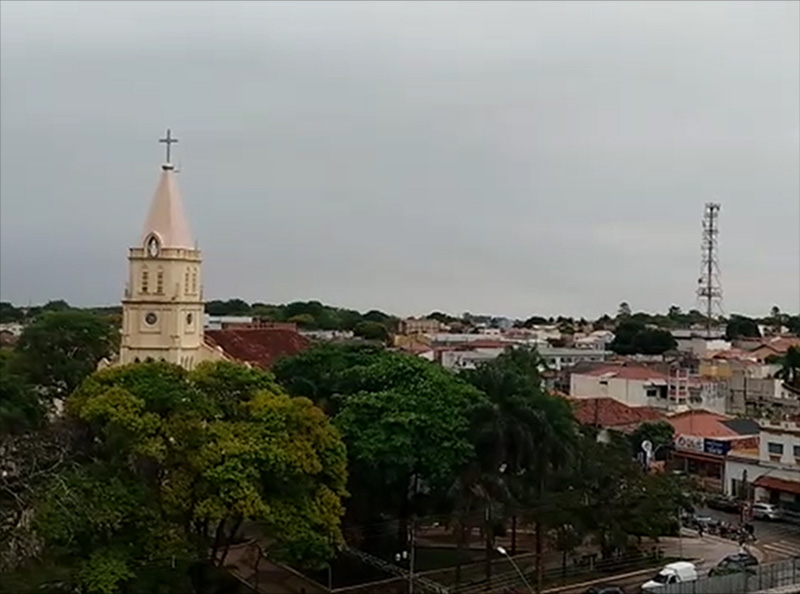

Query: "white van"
left=641, top=561, right=698, bottom=591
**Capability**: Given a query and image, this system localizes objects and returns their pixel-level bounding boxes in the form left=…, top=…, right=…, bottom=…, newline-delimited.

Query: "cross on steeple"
left=159, top=128, right=178, bottom=164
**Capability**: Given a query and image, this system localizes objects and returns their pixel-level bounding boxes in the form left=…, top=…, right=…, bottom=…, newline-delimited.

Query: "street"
left=556, top=533, right=746, bottom=594
left=696, top=506, right=800, bottom=562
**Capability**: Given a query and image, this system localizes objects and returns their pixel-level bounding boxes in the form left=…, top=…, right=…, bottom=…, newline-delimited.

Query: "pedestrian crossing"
left=763, top=540, right=800, bottom=559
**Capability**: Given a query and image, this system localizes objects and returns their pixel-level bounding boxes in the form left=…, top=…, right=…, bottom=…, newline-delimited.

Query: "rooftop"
left=569, top=397, right=666, bottom=429
left=668, top=410, right=759, bottom=438
left=581, top=364, right=670, bottom=381
left=205, top=328, right=311, bottom=369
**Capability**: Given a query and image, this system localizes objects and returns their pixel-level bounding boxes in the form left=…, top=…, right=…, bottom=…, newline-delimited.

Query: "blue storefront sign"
left=703, top=438, right=731, bottom=456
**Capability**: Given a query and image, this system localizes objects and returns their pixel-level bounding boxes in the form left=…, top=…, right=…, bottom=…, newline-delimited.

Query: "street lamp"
left=496, top=546, right=534, bottom=594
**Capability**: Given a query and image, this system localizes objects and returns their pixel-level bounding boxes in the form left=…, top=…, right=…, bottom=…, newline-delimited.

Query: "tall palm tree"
left=776, top=346, right=800, bottom=389
left=460, top=347, right=578, bottom=591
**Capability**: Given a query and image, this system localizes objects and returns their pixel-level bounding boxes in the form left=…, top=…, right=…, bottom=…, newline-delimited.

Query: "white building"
left=724, top=422, right=800, bottom=517
left=570, top=364, right=670, bottom=408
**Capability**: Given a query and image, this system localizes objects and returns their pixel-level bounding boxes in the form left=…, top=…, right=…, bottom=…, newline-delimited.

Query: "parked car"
left=752, top=502, right=782, bottom=521
left=708, top=552, right=760, bottom=577
left=584, top=586, right=626, bottom=594
left=641, top=561, right=698, bottom=591
left=706, top=494, right=740, bottom=513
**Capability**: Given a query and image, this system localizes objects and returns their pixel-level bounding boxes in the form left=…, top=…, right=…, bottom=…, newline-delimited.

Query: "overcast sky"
left=1, top=1, right=798, bottom=319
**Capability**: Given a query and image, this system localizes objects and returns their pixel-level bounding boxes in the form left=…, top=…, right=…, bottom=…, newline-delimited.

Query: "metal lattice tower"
left=696, top=202, right=723, bottom=336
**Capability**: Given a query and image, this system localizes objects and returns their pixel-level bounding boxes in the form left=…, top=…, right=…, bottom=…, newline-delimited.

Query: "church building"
left=102, top=130, right=311, bottom=371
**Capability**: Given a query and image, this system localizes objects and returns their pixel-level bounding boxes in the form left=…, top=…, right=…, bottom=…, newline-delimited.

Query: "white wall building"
left=724, top=422, right=800, bottom=517
left=570, top=365, right=670, bottom=408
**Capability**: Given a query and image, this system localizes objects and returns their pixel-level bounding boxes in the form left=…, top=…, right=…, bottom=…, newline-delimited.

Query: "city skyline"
left=1, top=1, right=798, bottom=318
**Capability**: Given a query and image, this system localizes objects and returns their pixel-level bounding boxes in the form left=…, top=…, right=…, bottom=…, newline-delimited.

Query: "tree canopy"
left=609, top=321, right=677, bottom=355
left=27, top=361, right=348, bottom=593
left=13, top=310, right=119, bottom=399
left=725, top=315, right=762, bottom=340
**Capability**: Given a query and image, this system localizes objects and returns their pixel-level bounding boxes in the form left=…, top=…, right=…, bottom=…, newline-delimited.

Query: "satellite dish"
left=641, top=440, right=653, bottom=455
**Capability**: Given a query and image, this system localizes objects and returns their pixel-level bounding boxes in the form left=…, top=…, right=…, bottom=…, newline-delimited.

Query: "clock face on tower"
left=145, top=312, right=158, bottom=325
left=147, top=236, right=160, bottom=258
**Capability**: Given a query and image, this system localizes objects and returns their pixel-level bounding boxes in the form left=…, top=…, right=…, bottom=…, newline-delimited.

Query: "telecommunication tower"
left=696, top=202, right=723, bottom=336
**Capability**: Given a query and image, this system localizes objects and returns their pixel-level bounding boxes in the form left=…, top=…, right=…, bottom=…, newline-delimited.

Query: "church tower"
left=118, top=130, right=205, bottom=369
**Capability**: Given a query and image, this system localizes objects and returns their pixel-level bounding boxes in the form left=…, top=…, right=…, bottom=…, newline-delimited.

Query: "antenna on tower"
left=696, top=202, right=723, bottom=337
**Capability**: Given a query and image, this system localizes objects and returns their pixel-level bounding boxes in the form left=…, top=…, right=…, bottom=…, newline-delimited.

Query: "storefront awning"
left=753, top=476, right=800, bottom=496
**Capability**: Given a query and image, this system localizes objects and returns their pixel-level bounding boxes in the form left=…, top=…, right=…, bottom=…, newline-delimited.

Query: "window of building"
left=191, top=269, right=197, bottom=293
left=156, top=270, right=164, bottom=294
left=185, top=270, right=190, bottom=294
left=141, top=269, right=149, bottom=293
left=768, top=442, right=784, bottom=455
left=793, top=445, right=800, bottom=459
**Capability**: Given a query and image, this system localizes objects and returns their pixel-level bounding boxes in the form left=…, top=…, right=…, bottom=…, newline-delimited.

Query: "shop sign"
left=675, top=434, right=704, bottom=453
left=703, top=439, right=731, bottom=456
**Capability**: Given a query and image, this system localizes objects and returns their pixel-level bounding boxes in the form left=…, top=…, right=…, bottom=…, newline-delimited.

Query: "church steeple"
left=117, top=129, right=206, bottom=370
left=140, top=129, right=194, bottom=250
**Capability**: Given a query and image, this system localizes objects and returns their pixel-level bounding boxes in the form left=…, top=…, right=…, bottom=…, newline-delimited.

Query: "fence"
left=657, top=557, right=800, bottom=594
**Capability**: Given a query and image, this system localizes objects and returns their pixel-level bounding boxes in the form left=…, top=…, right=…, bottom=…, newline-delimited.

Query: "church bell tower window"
left=191, top=269, right=197, bottom=294
left=141, top=269, right=149, bottom=293
left=156, top=270, right=164, bottom=294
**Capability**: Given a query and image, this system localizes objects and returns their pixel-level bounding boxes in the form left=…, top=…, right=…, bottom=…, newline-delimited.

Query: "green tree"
left=14, top=310, right=119, bottom=399
left=0, top=301, right=24, bottom=324
left=352, top=321, right=390, bottom=342
left=610, top=321, right=677, bottom=355
left=275, top=344, right=484, bottom=547
left=333, top=353, right=484, bottom=545
left=725, top=315, right=761, bottom=340
left=204, top=299, right=252, bottom=316
left=775, top=346, right=800, bottom=389
left=0, top=350, right=45, bottom=434
left=30, top=361, right=348, bottom=593
left=630, top=420, right=675, bottom=457
left=617, top=302, right=632, bottom=319
left=461, top=347, right=577, bottom=589
left=272, top=343, right=386, bottom=415
left=286, top=313, right=317, bottom=328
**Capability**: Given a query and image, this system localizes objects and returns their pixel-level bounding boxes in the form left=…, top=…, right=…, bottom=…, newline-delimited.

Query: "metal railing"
left=656, top=557, right=800, bottom=594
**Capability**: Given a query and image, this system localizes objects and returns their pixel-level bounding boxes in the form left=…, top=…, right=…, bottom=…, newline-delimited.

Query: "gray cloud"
left=1, top=0, right=798, bottom=318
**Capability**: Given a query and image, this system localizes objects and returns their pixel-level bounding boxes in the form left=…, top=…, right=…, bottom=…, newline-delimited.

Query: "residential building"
left=727, top=371, right=800, bottom=417
left=737, top=337, right=800, bottom=363
left=397, top=317, right=443, bottom=335
left=724, top=421, right=800, bottom=516
left=570, top=364, right=670, bottom=408
left=572, top=330, right=615, bottom=351
left=538, top=347, right=612, bottom=371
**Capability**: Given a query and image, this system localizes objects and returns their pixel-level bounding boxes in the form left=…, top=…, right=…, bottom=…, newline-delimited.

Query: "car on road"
left=641, top=561, right=698, bottom=591
left=708, top=552, right=759, bottom=577
left=583, top=586, right=626, bottom=594
left=752, top=502, right=782, bottom=521
left=706, top=494, right=740, bottom=513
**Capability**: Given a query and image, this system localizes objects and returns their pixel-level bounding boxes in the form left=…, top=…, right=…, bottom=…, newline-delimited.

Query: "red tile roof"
left=205, top=328, right=312, bottom=369
left=569, top=397, right=666, bottom=430
left=746, top=337, right=800, bottom=354
left=753, top=476, right=800, bottom=496
left=582, top=364, right=669, bottom=381
left=667, top=410, right=737, bottom=438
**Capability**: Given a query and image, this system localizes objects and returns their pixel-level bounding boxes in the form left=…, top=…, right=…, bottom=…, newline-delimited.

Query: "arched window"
left=134, top=357, right=140, bottom=363
left=156, top=269, right=164, bottom=294
left=141, top=269, right=149, bottom=293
